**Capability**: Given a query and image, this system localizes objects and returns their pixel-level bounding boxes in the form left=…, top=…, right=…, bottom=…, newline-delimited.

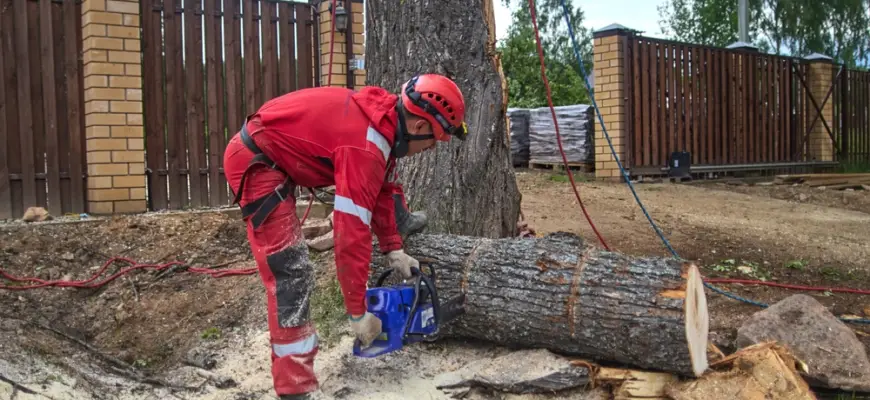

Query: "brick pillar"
left=592, top=24, right=630, bottom=180
left=805, top=53, right=835, bottom=162
left=318, top=0, right=365, bottom=87
left=82, top=0, right=145, bottom=214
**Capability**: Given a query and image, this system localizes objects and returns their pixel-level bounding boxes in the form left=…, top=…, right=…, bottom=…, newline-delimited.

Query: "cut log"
left=371, top=232, right=709, bottom=377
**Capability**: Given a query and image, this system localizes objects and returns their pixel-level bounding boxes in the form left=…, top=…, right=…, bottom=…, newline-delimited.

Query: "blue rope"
left=555, top=0, right=870, bottom=326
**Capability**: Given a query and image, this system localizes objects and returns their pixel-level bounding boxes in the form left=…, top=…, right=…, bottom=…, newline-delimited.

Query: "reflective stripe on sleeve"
left=272, top=333, right=318, bottom=357
left=334, top=195, right=373, bottom=226
left=366, top=126, right=391, bottom=161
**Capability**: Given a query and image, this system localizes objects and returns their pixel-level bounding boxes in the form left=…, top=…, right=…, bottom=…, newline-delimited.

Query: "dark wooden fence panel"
left=625, top=35, right=816, bottom=173
left=142, top=0, right=319, bottom=211
left=0, top=0, right=85, bottom=219
left=837, top=69, right=870, bottom=165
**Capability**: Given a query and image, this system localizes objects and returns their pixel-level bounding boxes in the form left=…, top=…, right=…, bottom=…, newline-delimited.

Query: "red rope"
left=527, top=0, right=610, bottom=250
left=704, top=278, right=870, bottom=295
left=0, top=258, right=257, bottom=291
left=6, top=257, right=869, bottom=297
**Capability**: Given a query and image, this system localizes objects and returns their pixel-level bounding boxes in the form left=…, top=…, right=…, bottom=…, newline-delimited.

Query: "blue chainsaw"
left=352, top=263, right=466, bottom=358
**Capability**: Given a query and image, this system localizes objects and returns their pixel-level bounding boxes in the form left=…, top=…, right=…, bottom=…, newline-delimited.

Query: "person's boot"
left=393, top=193, right=427, bottom=237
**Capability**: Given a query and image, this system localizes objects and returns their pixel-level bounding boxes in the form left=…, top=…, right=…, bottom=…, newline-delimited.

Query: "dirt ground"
left=1, top=170, right=869, bottom=399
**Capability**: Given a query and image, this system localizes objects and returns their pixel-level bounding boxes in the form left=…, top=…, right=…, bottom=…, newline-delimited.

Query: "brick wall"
left=82, top=0, right=145, bottom=214
left=592, top=27, right=627, bottom=180
left=806, top=56, right=835, bottom=162
left=318, top=0, right=365, bottom=88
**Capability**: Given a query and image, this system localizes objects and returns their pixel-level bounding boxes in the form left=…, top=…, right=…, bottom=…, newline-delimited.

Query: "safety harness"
left=231, top=123, right=297, bottom=230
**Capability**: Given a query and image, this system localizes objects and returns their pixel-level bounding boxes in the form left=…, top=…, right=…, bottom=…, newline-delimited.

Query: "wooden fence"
left=623, top=35, right=821, bottom=173
left=836, top=69, right=870, bottom=165
left=141, top=0, right=318, bottom=211
left=0, top=0, right=86, bottom=219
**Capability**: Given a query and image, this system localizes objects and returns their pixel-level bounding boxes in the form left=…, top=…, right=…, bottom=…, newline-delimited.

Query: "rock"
left=864, top=305, right=870, bottom=317
left=60, top=252, right=75, bottom=261
left=736, top=294, right=870, bottom=392
left=22, top=207, right=51, bottom=222
left=435, top=349, right=591, bottom=394
left=306, top=231, right=334, bottom=252
left=862, top=185, right=870, bottom=191
left=302, top=218, right=332, bottom=238
left=798, top=193, right=809, bottom=201
left=185, top=348, right=217, bottom=370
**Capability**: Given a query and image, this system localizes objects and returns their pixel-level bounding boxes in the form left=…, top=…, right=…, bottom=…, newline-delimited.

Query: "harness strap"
left=232, top=123, right=296, bottom=230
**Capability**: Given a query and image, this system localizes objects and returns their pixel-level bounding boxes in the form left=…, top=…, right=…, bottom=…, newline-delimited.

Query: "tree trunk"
left=370, top=232, right=710, bottom=377
left=365, top=0, right=520, bottom=238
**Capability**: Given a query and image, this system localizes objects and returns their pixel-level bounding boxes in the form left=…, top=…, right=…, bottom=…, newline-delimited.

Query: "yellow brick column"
left=592, top=24, right=630, bottom=180
left=82, top=0, right=145, bottom=214
left=351, top=1, right=366, bottom=87
left=805, top=53, right=835, bottom=162
left=318, top=0, right=364, bottom=88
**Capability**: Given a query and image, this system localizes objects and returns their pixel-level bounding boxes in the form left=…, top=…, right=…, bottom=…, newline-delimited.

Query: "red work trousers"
left=223, top=132, right=319, bottom=396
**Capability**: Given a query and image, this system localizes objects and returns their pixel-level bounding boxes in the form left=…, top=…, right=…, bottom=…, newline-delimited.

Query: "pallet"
left=529, top=162, right=593, bottom=172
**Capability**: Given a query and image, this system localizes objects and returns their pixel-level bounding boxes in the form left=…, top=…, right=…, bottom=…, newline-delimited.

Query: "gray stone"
left=302, top=218, right=332, bottom=238
left=736, top=294, right=870, bottom=391
left=306, top=231, right=334, bottom=252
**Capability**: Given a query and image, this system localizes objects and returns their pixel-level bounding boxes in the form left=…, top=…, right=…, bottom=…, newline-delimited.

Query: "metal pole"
left=738, top=0, right=748, bottom=42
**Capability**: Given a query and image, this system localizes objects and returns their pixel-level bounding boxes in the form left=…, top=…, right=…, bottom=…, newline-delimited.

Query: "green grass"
left=549, top=173, right=592, bottom=183
left=311, top=275, right=347, bottom=346
left=200, top=327, right=222, bottom=340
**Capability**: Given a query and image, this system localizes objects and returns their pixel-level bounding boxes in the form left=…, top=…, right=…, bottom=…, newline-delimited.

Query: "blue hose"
left=554, top=0, right=870, bottom=325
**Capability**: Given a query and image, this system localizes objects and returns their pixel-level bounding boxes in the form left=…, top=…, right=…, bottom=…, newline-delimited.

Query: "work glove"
left=387, top=250, right=419, bottom=279
left=349, top=312, right=382, bottom=347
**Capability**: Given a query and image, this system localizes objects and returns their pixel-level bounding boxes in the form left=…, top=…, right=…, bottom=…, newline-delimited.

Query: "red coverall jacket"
left=242, top=86, right=405, bottom=316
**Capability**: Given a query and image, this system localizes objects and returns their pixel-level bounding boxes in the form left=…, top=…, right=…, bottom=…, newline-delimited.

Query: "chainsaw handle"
left=374, top=262, right=436, bottom=287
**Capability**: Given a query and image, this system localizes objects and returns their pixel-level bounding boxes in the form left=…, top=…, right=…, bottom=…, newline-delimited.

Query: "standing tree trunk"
left=366, top=0, right=521, bottom=238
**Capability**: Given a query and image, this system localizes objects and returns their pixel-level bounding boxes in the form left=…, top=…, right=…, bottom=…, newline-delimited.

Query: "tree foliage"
left=497, top=0, right=594, bottom=108
left=657, top=0, right=870, bottom=68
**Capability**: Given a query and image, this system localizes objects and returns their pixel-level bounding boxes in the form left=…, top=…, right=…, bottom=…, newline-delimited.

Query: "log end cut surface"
left=685, top=264, right=710, bottom=377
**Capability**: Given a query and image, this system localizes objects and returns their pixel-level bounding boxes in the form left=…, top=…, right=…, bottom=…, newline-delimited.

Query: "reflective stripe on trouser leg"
left=271, top=332, right=319, bottom=395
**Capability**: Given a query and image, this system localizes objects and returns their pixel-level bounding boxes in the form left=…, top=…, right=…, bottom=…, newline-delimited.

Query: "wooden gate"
left=141, top=0, right=318, bottom=211
left=623, top=35, right=814, bottom=173
left=0, top=0, right=87, bottom=219
left=835, top=68, right=870, bottom=166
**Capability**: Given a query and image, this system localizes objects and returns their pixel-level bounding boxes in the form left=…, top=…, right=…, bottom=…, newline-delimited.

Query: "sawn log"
left=370, top=232, right=709, bottom=377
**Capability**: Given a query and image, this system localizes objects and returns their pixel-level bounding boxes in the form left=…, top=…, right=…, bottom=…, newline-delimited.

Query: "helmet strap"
left=392, top=100, right=435, bottom=159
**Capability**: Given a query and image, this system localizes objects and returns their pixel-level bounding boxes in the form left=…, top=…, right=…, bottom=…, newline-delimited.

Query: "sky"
left=492, top=0, right=668, bottom=41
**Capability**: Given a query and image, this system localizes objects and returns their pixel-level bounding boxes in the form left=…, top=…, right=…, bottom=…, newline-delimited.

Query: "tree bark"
left=365, top=0, right=521, bottom=238
left=370, top=232, right=710, bottom=377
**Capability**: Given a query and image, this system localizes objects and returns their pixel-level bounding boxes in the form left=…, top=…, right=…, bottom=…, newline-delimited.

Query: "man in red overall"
left=223, top=74, right=467, bottom=399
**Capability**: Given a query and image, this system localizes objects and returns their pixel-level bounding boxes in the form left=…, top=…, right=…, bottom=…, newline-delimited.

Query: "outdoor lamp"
left=330, top=1, right=348, bottom=33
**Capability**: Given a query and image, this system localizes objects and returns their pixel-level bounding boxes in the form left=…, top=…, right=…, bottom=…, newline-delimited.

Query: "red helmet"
left=400, top=74, right=468, bottom=141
